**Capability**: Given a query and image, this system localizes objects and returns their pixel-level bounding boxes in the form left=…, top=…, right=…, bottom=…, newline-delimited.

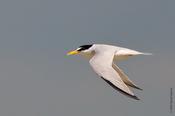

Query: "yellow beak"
left=67, top=50, right=80, bottom=55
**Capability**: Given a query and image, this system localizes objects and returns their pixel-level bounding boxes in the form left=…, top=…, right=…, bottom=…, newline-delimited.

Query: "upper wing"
left=89, top=53, right=139, bottom=100
left=112, top=63, right=142, bottom=90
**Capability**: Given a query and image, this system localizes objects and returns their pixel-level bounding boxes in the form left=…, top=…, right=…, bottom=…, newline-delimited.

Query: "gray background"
left=0, top=0, right=174, bottom=115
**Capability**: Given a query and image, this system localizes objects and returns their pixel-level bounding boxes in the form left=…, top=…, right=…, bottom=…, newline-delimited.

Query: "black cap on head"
left=77, top=44, right=93, bottom=51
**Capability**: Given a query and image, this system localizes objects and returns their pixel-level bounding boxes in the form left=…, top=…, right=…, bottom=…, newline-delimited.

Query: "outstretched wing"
left=89, top=53, right=139, bottom=100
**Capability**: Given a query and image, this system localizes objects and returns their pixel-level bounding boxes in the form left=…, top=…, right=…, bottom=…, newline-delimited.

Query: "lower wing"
left=112, top=63, right=142, bottom=90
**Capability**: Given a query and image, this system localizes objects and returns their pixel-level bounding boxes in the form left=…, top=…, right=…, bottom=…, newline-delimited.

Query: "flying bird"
left=67, top=44, right=151, bottom=100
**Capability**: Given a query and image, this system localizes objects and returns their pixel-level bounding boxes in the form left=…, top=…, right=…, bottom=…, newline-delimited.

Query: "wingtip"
left=101, top=76, right=141, bottom=100
left=133, top=86, right=143, bottom=91
left=132, top=95, right=140, bottom=100
left=138, top=88, right=143, bottom=91
left=127, top=84, right=143, bottom=90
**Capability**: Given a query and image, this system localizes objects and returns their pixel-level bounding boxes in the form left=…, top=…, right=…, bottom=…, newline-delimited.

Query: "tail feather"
left=142, top=53, right=152, bottom=55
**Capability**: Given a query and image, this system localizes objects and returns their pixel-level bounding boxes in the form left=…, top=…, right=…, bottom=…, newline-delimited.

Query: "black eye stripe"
left=77, top=44, right=93, bottom=51
left=77, top=47, right=84, bottom=51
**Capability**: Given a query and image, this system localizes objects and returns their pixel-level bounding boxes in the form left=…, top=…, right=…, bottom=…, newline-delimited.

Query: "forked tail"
left=142, top=52, right=152, bottom=55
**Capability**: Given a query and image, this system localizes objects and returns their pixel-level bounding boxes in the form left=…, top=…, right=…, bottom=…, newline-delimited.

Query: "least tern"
left=67, top=44, right=151, bottom=100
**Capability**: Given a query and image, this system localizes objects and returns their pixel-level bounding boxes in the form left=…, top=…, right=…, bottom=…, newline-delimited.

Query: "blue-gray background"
left=0, top=0, right=174, bottom=115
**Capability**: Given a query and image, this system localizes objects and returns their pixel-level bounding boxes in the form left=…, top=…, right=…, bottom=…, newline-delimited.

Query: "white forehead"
left=76, top=47, right=82, bottom=50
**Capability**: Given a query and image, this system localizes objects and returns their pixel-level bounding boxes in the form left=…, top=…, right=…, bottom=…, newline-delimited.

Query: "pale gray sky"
left=0, top=0, right=174, bottom=115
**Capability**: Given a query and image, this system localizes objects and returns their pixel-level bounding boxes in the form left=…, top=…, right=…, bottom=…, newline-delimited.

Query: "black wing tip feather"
left=131, top=95, right=140, bottom=100
left=101, top=77, right=140, bottom=100
left=129, top=84, right=143, bottom=91
left=135, top=87, right=143, bottom=91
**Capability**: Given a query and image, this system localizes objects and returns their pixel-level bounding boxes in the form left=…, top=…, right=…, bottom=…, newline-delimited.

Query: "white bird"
left=67, top=44, right=151, bottom=100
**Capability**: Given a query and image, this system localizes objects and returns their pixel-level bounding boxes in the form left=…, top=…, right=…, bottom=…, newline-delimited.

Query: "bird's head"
left=67, top=44, right=94, bottom=55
